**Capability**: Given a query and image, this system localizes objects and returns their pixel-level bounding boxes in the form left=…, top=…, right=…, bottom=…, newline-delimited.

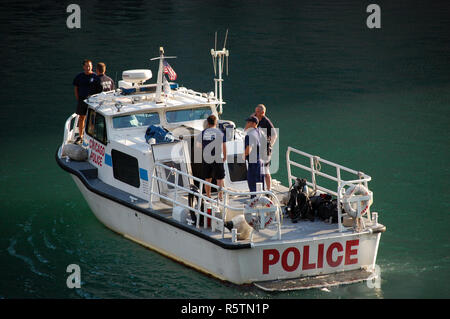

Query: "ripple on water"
left=27, top=235, right=49, bottom=264
left=7, top=238, right=53, bottom=279
left=41, top=230, right=57, bottom=250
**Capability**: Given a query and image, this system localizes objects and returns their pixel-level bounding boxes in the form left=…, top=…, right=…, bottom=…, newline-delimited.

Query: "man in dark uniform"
left=196, top=115, right=227, bottom=200
left=244, top=115, right=264, bottom=197
left=96, top=62, right=115, bottom=92
left=73, top=59, right=100, bottom=143
left=254, top=104, right=277, bottom=191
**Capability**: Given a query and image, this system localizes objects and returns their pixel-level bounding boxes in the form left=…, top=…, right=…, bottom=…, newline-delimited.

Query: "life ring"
left=244, top=196, right=277, bottom=230
left=343, top=184, right=373, bottom=218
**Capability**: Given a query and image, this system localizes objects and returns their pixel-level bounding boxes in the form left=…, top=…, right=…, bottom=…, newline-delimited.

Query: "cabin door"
left=151, top=141, right=192, bottom=195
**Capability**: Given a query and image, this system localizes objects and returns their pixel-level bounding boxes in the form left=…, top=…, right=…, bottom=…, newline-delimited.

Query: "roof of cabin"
left=86, top=87, right=219, bottom=117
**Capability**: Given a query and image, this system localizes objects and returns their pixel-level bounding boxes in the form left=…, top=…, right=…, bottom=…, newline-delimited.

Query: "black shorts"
left=203, top=162, right=225, bottom=180
left=76, top=100, right=88, bottom=116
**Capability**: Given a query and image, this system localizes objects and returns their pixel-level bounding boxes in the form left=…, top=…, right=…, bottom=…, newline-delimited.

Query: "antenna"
left=212, top=32, right=217, bottom=76
left=223, top=29, right=228, bottom=48
left=222, top=29, right=229, bottom=75
left=210, top=29, right=230, bottom=115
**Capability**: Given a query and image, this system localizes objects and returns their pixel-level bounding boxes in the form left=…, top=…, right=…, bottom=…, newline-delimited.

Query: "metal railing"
left=59, top=113, right=79, bottom=157
left=286, top=147, right=372, bottom=232
left=148, top=162, right=282, bottom=242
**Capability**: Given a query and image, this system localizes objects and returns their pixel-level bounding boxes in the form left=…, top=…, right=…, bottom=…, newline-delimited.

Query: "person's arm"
left=263, top=117, right=276, bottom=147
left=270, top=126, right=277, bottom=147
left=245, top=145, right=252, bottom=157
left=244, top=135, right=251, bottom=161
left=222, top=142, right=227, bottom=162
left=74, top=86, right=79, bottom=101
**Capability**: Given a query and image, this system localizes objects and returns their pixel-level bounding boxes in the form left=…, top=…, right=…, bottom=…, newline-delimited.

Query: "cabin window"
left=86, top=109, right=108, bottom=145
left=111, top=149, right=140, bottom=188
left=226, top=154, right=247, bottom=182
left=166, top=107, right=212, bottom=123
left=113, top=112, right=160, bottom=129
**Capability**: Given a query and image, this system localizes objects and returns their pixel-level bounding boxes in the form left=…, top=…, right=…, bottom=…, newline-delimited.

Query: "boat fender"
left=224, top=215, right=252, bottom=240
left=62, top=143, right=88, bottom=161
left=343, top=184, right=373, bottom=218
left=172, top=206, right=190, bottom=224
left=244, top=196, right=277, bottom=230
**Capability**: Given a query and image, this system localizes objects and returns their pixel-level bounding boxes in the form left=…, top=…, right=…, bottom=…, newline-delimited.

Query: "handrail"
left=60, top=113, right=79, bottom=157
left=286, top=146, right=373, bottom=232
left=148, top=162, right=282, bottom=242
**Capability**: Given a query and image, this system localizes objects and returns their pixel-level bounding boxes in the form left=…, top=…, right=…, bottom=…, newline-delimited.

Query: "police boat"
left=56, top=44, right=386, bottom=291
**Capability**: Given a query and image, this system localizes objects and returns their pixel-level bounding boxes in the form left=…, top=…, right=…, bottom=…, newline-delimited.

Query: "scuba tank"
left=286, top=178, right=314, bottom=222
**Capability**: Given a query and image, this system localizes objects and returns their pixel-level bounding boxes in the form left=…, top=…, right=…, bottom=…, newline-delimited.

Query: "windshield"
left=166, top=107, right=212, bottom=123
left=113, top=112, right=160, bottom=129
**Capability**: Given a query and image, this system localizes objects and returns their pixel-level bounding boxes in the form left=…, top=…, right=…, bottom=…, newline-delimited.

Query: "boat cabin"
left=76, top=78, right=248, bottom=203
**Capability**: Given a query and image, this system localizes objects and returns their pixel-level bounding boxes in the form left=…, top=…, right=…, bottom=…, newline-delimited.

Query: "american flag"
left=163, top=60, right=177, bottom=81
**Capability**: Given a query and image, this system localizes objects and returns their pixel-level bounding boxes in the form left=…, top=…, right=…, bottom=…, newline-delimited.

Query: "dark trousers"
left=247, top=160, right=265, bottom=198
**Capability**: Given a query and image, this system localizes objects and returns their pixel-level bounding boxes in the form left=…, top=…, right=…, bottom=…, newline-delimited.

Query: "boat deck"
left=190, top=205, right=349, bottom=246
left=57, top=154, right=354, bottom=247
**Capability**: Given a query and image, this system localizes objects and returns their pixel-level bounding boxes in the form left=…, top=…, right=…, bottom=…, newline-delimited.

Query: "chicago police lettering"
left=89, top=139, right=105, bottom=166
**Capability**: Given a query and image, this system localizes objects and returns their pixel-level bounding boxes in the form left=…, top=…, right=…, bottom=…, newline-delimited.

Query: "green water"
left=0, top=0, right=449, bottom=299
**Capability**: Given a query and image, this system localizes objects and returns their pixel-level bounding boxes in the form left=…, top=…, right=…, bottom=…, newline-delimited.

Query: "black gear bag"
left=286, top=178, right=315, bottom=223
left=310, top=193, right=343, bottom=223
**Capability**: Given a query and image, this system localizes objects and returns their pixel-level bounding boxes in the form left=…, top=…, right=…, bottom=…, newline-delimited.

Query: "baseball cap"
left=245, top=115, right=259, bottom=124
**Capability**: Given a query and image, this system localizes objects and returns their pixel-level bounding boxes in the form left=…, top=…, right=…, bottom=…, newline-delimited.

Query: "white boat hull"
left=72, top=174, right=381, bottom=286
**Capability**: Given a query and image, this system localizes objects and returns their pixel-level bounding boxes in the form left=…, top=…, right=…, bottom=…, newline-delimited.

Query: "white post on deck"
left=150, top=47, right=176, bottom=104
left=155, top=47, right=164, bottom=103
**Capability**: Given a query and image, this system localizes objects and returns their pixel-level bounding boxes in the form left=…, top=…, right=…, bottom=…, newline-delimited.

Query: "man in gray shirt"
left=244, top=116, right=265, bottom=197
left=96, top=62, right=115, bottom=92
